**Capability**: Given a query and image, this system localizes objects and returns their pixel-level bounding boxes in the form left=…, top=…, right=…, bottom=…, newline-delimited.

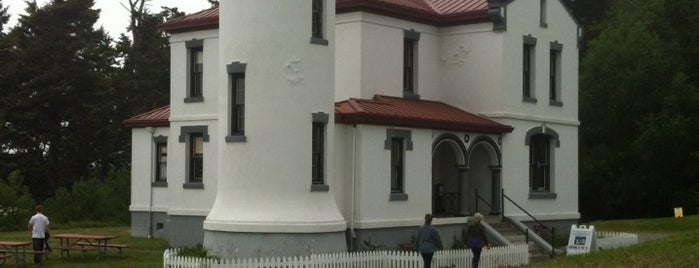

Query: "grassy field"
left=0, top=225, right=168, bottom=268
left=1, top=216, right=697, bottom=267
left=527, top=215, right=699, bottom=268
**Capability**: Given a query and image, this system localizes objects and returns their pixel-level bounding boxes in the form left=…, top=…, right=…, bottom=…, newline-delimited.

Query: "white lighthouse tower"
left=203, top=0, right=346, bottom=257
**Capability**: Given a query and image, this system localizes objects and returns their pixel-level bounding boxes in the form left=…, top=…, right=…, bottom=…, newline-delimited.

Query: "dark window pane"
left=231, top=75, right=245, bottom=134
left=190, top=134, right=204, bottom=182
left=312, top=122, right=324, bottom=184
left=190, top=49, right=203, bottom=97
left=391, top=138, right=404, bottom=193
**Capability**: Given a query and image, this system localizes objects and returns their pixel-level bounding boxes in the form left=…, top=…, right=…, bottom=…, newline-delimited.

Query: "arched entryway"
left=432, top=135, right=503, bottom=217
left=466, top=137, right=502, bottom=215
left=431, top=134, right=466, bottom=217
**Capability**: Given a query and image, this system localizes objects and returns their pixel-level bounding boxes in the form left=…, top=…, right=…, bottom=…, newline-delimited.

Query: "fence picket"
left=164, top=246, right=528, bottom=268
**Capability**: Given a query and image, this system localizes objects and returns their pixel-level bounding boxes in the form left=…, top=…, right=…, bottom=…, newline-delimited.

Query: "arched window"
left=525, top=126, right=559, bottom=198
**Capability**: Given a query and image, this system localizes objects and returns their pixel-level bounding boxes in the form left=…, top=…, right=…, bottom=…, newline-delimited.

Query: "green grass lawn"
left=526, top=215, right=699, bottom=268
left=2, top=216, right=697, bottom=267
left=0, top=225, right=168, bottom=268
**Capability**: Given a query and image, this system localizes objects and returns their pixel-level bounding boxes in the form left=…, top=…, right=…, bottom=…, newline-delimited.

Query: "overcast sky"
left=5, top=0, right=212, bottom=38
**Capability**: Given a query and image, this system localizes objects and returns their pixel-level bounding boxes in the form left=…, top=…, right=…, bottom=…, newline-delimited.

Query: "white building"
left=124, top=0, right=580, bottom=258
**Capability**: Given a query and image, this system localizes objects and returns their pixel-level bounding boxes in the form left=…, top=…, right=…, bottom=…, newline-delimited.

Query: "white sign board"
left=567, top=224, right=596, bottom=255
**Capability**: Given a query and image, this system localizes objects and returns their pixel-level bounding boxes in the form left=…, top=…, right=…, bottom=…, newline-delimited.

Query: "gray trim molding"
left=184, top=96, right=203, bottom=103
left=178, top=126, right=210, bottom=142
left=183, top=182, right=204, bottom=189
left=384, top=129, right=413, bottom=150
left=523, top=97, right=538, bottom=103
left=523, top=34, right=537, bottom=45
left=404, top=29, right=420, bottom=40
left=185, top=39, right=204, bottom=103
left=225, top=62, right=247, bottom=143
left=225, top=135, right=246, bottom=143
left=310, top=37, right=329, bottom=46
left=310, top=112, right=330, bottom=192
left=488, top=0, right=507, bottom=31
left=529, top=192, right=557, bottom=199
left=389, top=193, right=409, bottom=201
left=185, top=39, right=203, bottom=48
left=312, top=112, right=329, bottom=123
left=466, top=136, right=503, bottom=167
left=540, top=0, right=548, bottom=28
left=525, top=125, right=560, bottom=147
left=550, top=41, right=563, bottom=51
left=311, top=184, right=329, bottom=192
left=152, top=181, right=168, bottom=187
left=432, top=133, right=468, bottom=166
left=226, top=62, right=247, bottom=74
left=153, top=135, right=167, bottom=143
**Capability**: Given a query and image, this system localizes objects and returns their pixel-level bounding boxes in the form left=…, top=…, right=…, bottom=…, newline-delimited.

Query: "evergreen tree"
left=0, top=0, right=119, bottom=200
left=0, top=0, right=9, bottom=33
left=580, top=0, right=699, bottom=219
left=115, top=0, right=181, bottom=116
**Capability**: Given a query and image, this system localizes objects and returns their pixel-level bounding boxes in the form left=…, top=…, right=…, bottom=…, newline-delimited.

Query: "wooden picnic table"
left=0, top=241, right=30, bottom=267
left=52, top=233, right=115, bottom=260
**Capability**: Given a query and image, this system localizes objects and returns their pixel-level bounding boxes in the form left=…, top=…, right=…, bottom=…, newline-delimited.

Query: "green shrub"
left=45, top=168, right=130, bottom=224
left=178, top=244, right=218, bottom=259
left=0, top=171, right=35, bottom=231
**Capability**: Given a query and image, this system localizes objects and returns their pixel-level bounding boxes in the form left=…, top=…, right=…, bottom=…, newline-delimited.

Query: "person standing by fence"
left=415, top=213, right=443, bottom=268
left=28, top=205, right=50, bottom=267
left=466, top=212, right=489, bottom=268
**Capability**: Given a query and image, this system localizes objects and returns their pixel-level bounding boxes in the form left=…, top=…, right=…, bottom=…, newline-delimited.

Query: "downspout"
left=350, top=124, right=357, bottom=250
left=147, top=126, right=155, bottom=239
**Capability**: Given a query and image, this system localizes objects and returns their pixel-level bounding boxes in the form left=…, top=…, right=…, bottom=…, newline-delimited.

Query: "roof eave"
left=158, top=20, right=219, bottom=33
left=336, top=113, right=513, bottom=134
left=122, top=119, right=170, bottom=128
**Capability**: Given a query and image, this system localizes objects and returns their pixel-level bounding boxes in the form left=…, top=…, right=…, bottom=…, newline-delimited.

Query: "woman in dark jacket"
left=465, top=212, right=489, bottom=268
left=415, top=213, right=443, bottom=268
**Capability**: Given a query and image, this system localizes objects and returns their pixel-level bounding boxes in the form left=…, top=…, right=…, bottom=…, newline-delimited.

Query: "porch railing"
left=475, top=189, right=558, bottom=258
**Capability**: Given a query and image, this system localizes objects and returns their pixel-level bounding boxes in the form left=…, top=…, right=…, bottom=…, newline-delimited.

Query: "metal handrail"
left=500, top=189, right=556, bottom=258
left=474, top=188, right=502, bottom=215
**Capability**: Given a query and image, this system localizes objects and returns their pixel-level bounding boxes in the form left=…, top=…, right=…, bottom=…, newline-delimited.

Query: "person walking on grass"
left=415, top=213, right=443, bottom=268
left=28, top=205, right=50, bottom=267
left=465, top=212, right=489, bottom=268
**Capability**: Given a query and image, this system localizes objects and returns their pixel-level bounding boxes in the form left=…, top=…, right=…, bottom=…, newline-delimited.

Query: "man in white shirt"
left=28, top=205, right=50, bottom=266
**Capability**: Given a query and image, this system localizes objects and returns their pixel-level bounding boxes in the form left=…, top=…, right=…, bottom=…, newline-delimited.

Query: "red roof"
left=123, top=105, right=170, bottom=128
left=159, top=1, right=491, bottom=33
left=336, top=0, right=490, bottom=26
left=335, top=95, right=513, bottom=133
left=158, top=6, right=219, bottom=33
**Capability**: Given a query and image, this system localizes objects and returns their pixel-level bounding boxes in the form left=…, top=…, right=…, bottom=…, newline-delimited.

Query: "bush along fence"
left=163, top=245, right=529, bottom=268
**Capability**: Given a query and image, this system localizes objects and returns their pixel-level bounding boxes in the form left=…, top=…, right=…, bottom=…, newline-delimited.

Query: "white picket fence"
left=163, top=245, right=529, bottom=268
left=595, top=231, right=638, bottom=250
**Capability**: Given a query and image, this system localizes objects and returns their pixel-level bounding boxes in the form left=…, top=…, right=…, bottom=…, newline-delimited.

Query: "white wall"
left=439, top=23, right=504, bottom=114
left=494, top=0, right=579, bottom=122
left=169, top=30, right=219, bottom=119
left=130, top=127, right=170, bottom=213
left=335, top=12, right=441, bottom=100
left=351, top=125, right=432, bottom=229
left=205, top=0, right=345, bottom=234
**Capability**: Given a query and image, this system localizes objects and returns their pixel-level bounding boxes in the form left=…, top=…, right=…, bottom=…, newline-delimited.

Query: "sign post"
left=567, top=224, right=596, bottom=255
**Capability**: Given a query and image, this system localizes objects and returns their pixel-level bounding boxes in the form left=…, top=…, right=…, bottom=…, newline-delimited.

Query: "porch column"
left=458, top=165, right=470, bottom=215
left=490, top=166, right=502, bottom=215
